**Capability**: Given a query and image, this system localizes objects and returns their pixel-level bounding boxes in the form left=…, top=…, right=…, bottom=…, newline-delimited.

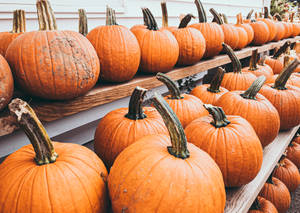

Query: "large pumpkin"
left=6, top=0, right=100, bottom=100
left=185, top=104, right=263, bottom=187
left=0, top=55, right=13, bottom=111
left=131, top=8, right=178, bottom=73
left=250, top=20, right=270, bottom=45
left=86, top=6, right=140, bottom=82
left=108, top=93, right=226, bottom=213
left=0, top=10, right=26, bottom=56
left=94, top=87, right=168, bottom=168
left=235, top=13, right=254, bottom=46
left=189, top=0, right=224, bottom=58
left=221, top=43, right=256, bottom=91
left=248, top=197, right=278, bottom=213
left=0, top=98, right=108, bottom=213
left=286, top=141, right=300, bottom=169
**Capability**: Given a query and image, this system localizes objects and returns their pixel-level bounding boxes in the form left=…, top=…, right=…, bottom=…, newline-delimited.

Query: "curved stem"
left=274, top=13, right=282, bottom=21
left=222, top=13, right=229, bottom=24
left=241, top=76, right=266, bottom=100
left=207, top=67, right=225, bottom=93
left=36, top=0, right=57, bottom=31
left=246, top=9, right=254, bottom=19
left=142, top=7, right=148, bottom=26
left=178, top=14, right=195, bottom=28
left=161, top=1, right=168, bottom=28
left=12, top=10, right=26, bottom=33
left=250, top=197, right=261, bottom=210
left=222, top=43, right=242, bottom=73
left=249, top=49, right=258, bottom=71
left=125, top=87, right=147, bottom=120
left=273, top=41, right=290, bottom=59
left=8, top=99, right=58, bottom=165
left=156, top=73, right=182, bottom=99
left=78, top=9, right=88, bottom=36
left=152, top=93, right=190, bottom=159
left=194, top=0, right=207, bottom=23
left=273, top=59, right=300, bottom=90
left=204, top=104, right=230, bottom=128
left=144, top=8, right=159, bottom=30
left=209, top=8, right=223, bottom=25
left=264, top=6, right=269, bottom=19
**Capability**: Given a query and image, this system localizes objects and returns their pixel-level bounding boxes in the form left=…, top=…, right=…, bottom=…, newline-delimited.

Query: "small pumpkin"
left=248, top=196, right=278, bottom=213
left=160, top=1, right=177, bottom=32
left=0, top=98, right=108, bottom=213
left=221, top=43, right=256, bottom=91
left=190, top=67, right=228, bottom=105
left=235, top=13, right=254, bottom=46
left=286, top=141, right=300, bottom=169
left=108, top=92, right=226, bottom=213
left=0, top=55, right=13, bottom=111
left=156, top=73, right=208, bottom=127
left=250, top=20, right=270, bottom=45
left=94, top=87, right=168, bottom=168
left=257, top=7, right=277, bottom=42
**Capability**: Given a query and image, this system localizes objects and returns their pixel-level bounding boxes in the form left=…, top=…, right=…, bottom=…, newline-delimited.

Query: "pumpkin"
left=216, top=76, right=280, bottom=147
left=272, top=18, right=285, bottom=42
left=273, top=156, right=300, bottom=192
left=259, top=176, right=291, bottom=213
left=248, top=197, right=278, bottom=213
left=221, top=43, right=256, bottom=91
left=160, top=1, right=177, bottom=32
left=0, top=55, right=13, bottom=111
left=257, top=7, right=277, bottom=42
left=185, top=104, right=263, bottom=187
left=0, top=10, right=26, bottom=56
left=171, top=14, right=206, bottom=66
left=235, top=13, right=254, bottom=45
left=250, top=20, right=270, bottom=45
left=189, top=0, right=224, bottom=58
left=87, top=6, right=140, bottom=82
left=156, top=73, right=208, bottom=127
left=286, top=141, right=300, bottom=169
left=259, top=59, right=300, bottom=130
left=78, top=9, right=87, bottom=36
left=5, top=0, right=100, bottom=100
left=290, top=12, right=300, bottom=37
left=0, top=98, right=108, bottom=213
left=131, top=8, right=179, bottom=73
left=274, top=14, right=291, bottom=39
left=190, top=67, right=228, bottom=105
left=108, top=92, right=226, bottom=213
left=209, top=8, right=239, bottom=50
left=94, top=87, right=168, bottom=168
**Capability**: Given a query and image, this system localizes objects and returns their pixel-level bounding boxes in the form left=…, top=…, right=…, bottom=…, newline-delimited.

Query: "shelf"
left=225, top=125, right=300, bottom=213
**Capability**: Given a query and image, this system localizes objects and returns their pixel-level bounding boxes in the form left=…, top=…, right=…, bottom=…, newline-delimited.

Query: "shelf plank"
left=225, top=125, right=299, bottom=213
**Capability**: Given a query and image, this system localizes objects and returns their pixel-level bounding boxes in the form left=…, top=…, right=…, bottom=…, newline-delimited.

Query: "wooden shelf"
left=225, top=125, right=299, bottom=213
left=0, top=37, right=299, bottom=137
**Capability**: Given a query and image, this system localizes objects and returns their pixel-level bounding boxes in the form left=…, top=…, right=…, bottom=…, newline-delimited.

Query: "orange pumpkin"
left=156, top=73, right=208, bottom=127
left=272, top=20, right=285, bottom=42
left=108, top=93, right=226, bottom=213
left=94, top=87, right=168, bottom=168
left=248, top=197, right=278, bottom=213
left=6, top=0, right=100, bottom=100
left=189, top=0, right=224, bottom=58
left=160, top=1, right=177, bottom=32
left=221, top=43, right=256, bottom=91
left=0, top=55, right=13, bottom=111
left=235, top=13, right=254, bottom=46
left=0, top=98, right=108, bottom=213
left=190, top=67, right=228, bottom=105
left=256, top=7, right=277, bottom=42
left=250, top=20, right=270, bottom=45
left=286, top=141, right=300, bottom=169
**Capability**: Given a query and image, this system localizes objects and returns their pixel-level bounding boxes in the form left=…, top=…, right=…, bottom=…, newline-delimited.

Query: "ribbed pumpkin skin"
left=108, top=135, right=226, bottom=213
left=259, top=177, right=291, bottom=213
left=189, top=22, right=224, bottom=58
left=94, top=107, right=168, bottom=168
left=287, top=142, right=300, bottom=168
left=185, top=115, right=263, bottom=187
left=250, top=21, right=270, bottom=45
left=190, top=84, right=228, bottom=105
left=273, top=158, right=300, bottom=192
left=163, top=94, right=209, bottom=128
left=0, top=142, right=108, bottom=213
left=131, top=28, right=179, bottom=73
left=221, top=24, right=239, bottom=50
left=286, top=23, right=293, bottom=38
left=291, top=23, right=300, bottom=37
left=221, top=72, right=257, bottom=91
left=172, top=27, right=206, bottom=66
left=248, top=197, right=278, bottom=213
left=0, top=55, right=13, bottom=111
left=237, top=23, right=254, bottom=45
left=216, top=91, right=280, bottom=147
left=235, top=27, right=248, bottom=50
left=0, top=32, right=22, bottom=56
left=282, top=22, right=291, bottom=39
left=259, top=19, right=277, bottom=42
left=86, top=25, right=140, bottom=82
left=242, top=65, right=274, bottom=83
left=5, top=30, right=100, bottom=100
left=259, top=84, right=300, bottom=130
left=264, top=57, right=283, bottom=74
left=273, top=22, right=285, bottom=41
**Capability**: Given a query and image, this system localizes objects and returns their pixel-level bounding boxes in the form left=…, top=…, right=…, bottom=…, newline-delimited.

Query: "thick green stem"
left=194, top=0, right=207, bottom=23
left=241, top=76, right=266, bottom=100
left=273, top=41, right=290, bottom=59
left=8, top=99, right=58, bottom=165
left=209, top=8, right=224, bottom=25
left=249, top=197, right=261, bottom=210
left=36, top=0, right=57, bottom=31
left=143, top=8, right=159, bottom=30
left=78, top=9, right=88, bottom=36
left=178, top=14, right=195, bottom=28
left=125, top=87, right=147, bottom=120
left=222, top=43, right=242, bottom=73
left=273, top=59, right=299, bottom=90
left=246, top=9, right=254, bottom=19
left=12, top=10, right=26, bottom=33
left=161, top=1, right=168, bottom=28
left=249, top=49, right=258, bottom=71
left=207, top=67, right=225, bottom=93
left=204, top=104, right=230, bottom=128
left=152, top=93, right=190, bottom=159
left=156, top=73, right=182, bottom=99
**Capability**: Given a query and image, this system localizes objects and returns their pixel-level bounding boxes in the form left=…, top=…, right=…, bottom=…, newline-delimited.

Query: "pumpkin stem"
left=241, top=76, right=266, bottom=100
left=125, top=87, right=147, bottom=120
left=204, top=104, right=231, bottom=128
left=8, top=98, right=58, bottom=165
left=207, top=67, right=225, bottom=93
left=222, top=43, right=242, bottom=73
left=194, top=0, right=207, bottom=23
left=273, top=59, right=299, bottom=90
left=291, top=12, right=295, bottom=23
left=258, top=54, right=266, bottom=66
left=12, top=10, right=26, bottom=33
left=283, top=55, right=290, bottom=68
left=161, top=1, right=168, bottom=28
left=78, top=9, right=88, bottom=36
left=222, top=13, right=229, bottom=24
left=274, top=13, right=282, bottom=21
left=156, top=73, right=182, bottom=99
left=246, top=9, right=254, bottom=19
left=36, top=0, right=57, bottom=31
left=273, top=41, right=290, bottom=59
left=209, top=8, right=224, bottom=25
left=143, top=8, right=159, bottom=31
left=236, top=13, right=242, bottom=25
left=250, top=197, right=261, bottom=210
left=106, top=6, right=117, bottom=26
left=142, top=8, right=148, bottom=26
left=264, top=7, right=269, bottom=19
left=249, top=49, right=259, bottom=71
left=152, top=93, right=190, bottom=159
left=178, top=14, right=195, bottom=28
